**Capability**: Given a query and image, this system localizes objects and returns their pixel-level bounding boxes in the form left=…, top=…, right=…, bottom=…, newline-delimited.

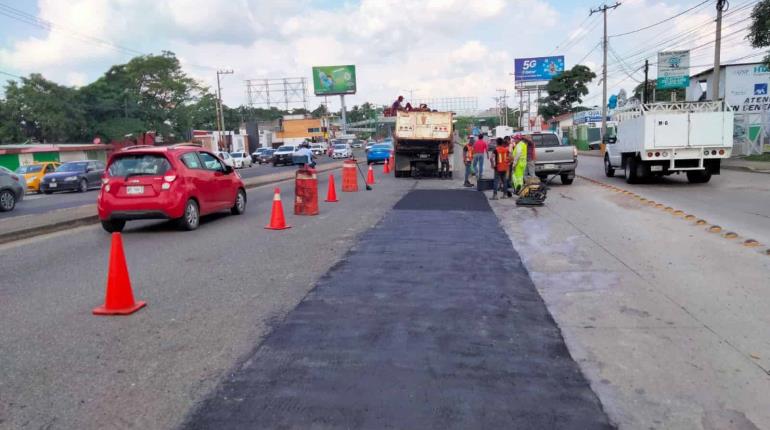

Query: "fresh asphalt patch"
left=183, top=190, right=613, bottom=429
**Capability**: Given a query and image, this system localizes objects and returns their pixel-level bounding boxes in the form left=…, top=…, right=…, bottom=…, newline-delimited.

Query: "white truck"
left=393, top=111, right=453, bottom=178
left=605, top=101, right=734, bottom=184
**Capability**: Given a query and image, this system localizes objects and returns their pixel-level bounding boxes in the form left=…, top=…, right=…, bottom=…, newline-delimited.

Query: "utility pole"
left=591, top=2, right=620, bottom=151
left=216, top=69, right=234, bottom=150
left=642, top=60, right=650, bottom=104
left=711, top=0, right=727, bottom=101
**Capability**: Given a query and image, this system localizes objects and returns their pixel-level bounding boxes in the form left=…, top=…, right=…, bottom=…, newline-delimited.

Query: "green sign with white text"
left=312, top=65, right=356, bottom=96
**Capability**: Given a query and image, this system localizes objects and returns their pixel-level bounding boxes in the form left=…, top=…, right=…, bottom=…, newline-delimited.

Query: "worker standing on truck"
left=491, top=138, right=511, bottom=200
left=463, top=136, right=475, bottom=187
left=438, top=140, right=451, bottom=179
left=511, top=134, right=528, bottom=193
left=391, top=95, right=404, bottom=113
left=472, top=134, right=487, bottom=181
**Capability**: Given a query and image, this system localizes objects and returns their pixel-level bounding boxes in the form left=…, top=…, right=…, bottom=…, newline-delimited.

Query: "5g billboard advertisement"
left=312, top=65, right=357, bottom=96
left=514, top=56, right=565, bottom=82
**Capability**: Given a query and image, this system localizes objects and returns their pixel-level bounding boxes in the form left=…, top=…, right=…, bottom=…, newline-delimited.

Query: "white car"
left=215, top=151, right=235, bottom=168
left=273, top=145, right=299, bottom=166
left=310, top=144, right=324, bottom=156
left=332, top=143, right=352, bottom=159
left=230, top=151, right=252, bottom=168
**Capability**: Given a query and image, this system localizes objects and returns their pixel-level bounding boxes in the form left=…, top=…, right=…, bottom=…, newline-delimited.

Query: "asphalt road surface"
left=184, top=189, right=611, bottom=429
left=0, top=155, right=343, bottom=221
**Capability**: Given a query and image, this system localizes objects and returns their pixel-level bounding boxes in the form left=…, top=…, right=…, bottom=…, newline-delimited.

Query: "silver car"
left=0, top=166, right=26, bottom=212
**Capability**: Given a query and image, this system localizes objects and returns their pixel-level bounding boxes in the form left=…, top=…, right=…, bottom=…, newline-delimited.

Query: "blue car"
left=366, top=144, right=392, bottom=164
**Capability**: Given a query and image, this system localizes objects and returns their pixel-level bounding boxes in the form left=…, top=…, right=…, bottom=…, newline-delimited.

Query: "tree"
left=311, top=103, right=328, bottom=118
left=748, top=0, right=770, bottom=66
left=538, top=65, right=596, bottom=120
left=632, top=80, right=683, bottom=103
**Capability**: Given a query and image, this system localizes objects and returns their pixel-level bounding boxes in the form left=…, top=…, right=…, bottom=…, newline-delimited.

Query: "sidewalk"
left=578, top=150, right=770, bottom=174
left=0, top=161, right=348, bottom=245
left=183, top=189, right=613, bottom=429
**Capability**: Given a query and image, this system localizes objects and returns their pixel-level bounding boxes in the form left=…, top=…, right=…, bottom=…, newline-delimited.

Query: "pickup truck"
left=521, top=131, right=578, bottom=185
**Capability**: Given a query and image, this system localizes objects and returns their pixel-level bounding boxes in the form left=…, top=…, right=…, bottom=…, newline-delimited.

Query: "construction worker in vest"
left=438, top=140, right=451, bottom=179
left=491, top=138, right=511, bottom=200
left=463, top=136, right=475, bottom=187
left=511, top=134, right=528, bottom=193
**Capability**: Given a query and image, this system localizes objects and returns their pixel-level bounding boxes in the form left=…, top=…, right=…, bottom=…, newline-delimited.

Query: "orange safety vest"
left=464, top=144, right=473, bottom=163
left=439, top=144, right=450, bottom=160
left=495, top=146, right=510, bottom=172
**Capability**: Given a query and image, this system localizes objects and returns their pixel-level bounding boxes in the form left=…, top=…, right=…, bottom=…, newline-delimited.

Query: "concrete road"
left=577, top=154, right=770, bottom=244
left=0, top=155, right=343, bottom=221
left=490, top=162, right=770, bottom=429
left=0, top=167, right=410, bottom=429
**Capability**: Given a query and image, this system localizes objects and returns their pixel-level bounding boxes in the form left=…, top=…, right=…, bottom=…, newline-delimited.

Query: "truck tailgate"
left=537, top=146, right=575, bottom=164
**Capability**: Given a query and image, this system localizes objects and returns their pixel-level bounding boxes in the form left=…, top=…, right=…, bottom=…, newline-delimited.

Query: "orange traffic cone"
left=93, top=233, right=146, bottom=315
left=265, top=187, right=291, bottom=230
left=383, top=159, right=390, bottom=174
left=389, top=154, right=395, bottom=174
left=325, top=174, right=339, bottom=202
left=367, top=164, right=376, bottom=185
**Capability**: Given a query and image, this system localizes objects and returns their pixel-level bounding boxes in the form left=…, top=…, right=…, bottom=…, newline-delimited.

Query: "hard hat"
left=513, top=133, right=523, bottom=141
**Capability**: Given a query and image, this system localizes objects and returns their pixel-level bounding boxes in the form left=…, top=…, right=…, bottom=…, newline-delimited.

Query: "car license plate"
left=650, top=165, right=663, bottom=172
left=419, top=154, right=429, bottom=159
left=543, top=164, right=557, bottom=170
left=49, top=182, right=57, bottom=188
left=126, top=186, right=144, bottom=195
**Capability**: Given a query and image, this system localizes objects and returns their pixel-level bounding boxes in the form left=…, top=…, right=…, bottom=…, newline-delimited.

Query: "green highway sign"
left=312, top=65, right=356, bottom=96
left=657, top=76, right=690, bottom=90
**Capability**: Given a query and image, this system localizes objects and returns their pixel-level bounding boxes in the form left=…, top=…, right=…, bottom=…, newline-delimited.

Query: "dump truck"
left=606, top=101, right=734, bottom=184
left=393, top=111, right=453, bottom=178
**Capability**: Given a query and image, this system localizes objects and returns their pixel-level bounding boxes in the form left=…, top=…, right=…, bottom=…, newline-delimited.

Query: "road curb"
left=0, top=161, right=351, bottom=246
left=578, top=151, right=602, bottom=158
left=721, top=165, right=770, bottom=175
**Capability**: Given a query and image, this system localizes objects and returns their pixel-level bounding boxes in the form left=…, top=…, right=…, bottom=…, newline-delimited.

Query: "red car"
left=97, top=144, right=247, bottom=232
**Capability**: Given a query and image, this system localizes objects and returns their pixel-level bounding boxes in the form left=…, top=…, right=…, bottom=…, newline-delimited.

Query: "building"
left=275, top=115, right=329, bottom=145
left=686, top=62, right=770, bottom=155
left=0, top=143, right=113, bottom=171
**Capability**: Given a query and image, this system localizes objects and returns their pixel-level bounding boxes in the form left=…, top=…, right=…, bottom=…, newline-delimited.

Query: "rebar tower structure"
left=411, top=97, right=479, bottom=116
left=245, top=77, right=309, bottom=111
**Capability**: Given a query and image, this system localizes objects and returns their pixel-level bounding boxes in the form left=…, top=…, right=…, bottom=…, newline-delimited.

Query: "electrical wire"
left=609, top=0, right=711, bottom=37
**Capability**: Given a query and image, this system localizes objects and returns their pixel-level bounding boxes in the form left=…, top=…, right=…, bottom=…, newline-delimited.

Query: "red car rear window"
left=108, top=154, right=171, bottom=177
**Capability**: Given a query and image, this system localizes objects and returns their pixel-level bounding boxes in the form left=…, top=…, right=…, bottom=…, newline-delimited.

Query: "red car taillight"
left=161, top=171, right=177, bottom=190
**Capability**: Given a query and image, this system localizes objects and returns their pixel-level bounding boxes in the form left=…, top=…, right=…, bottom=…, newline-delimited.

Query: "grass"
left=745, top=153, right=770, bottom=162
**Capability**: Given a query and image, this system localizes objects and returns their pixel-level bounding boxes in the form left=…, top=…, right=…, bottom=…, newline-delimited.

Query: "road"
left=0, top=155, right=342, bottom=220
left=2, top=151, right=769, bottom=429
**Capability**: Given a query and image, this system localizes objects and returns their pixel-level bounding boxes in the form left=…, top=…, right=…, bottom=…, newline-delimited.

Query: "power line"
left=609, top=0, right=711, bottom=37
left=0, top=70, right=22, bottom=79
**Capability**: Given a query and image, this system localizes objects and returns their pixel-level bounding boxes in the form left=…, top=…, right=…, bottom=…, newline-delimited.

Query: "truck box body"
left=394, top=111, right=453, bottom=177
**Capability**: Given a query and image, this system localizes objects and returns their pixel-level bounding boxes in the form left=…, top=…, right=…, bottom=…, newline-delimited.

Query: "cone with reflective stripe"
left=325, top=174, right=339, bottom=202
left=265, top=187, right=291, bottom=230
left=367, top=164, right=376, bottom=185
left=389, top=154, right=395, bottom=174
left=93, top=233, right=146, bottom=315
left=383, top=158, right=390, bottom=174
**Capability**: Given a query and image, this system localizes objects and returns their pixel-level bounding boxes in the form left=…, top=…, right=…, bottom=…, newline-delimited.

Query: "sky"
left=0, top=0, right=765, bottom=113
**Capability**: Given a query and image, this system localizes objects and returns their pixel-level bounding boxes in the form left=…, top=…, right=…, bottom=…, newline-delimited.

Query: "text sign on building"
left=657, top=51, right=690, bottom=89
left=312, top=65, right=356, bottom=96
left=725, top=64, right=770, bottom=112
left=514, top=56, right=565, bottom=82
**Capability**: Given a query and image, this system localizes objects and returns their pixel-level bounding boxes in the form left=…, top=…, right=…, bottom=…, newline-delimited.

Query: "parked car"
left=366, top=144, right=392, bottom=164
left=332, top=143, right=353, bottom=159
left=350, top=140, right=364, bottom=149
left=273, top=145, right=298, bottom=166
left=520, top=131, right=577, bottom=185
left=0, top=166, right=25, bottom=212
left=310, top=144, right=324, bottom=156
left=39, top=160, right=105, bottom=194
left=97, top=145, right=246, bottom=232
left=251, top=148, right=268, bottom=163
left=230, top=151, right=252, bottom=168
left=365, top=140, right=376, bottom=151
left=215, top=151, right=235, bottom=168
left=256, top=148, right=275, bottom=164
left=16, top=162, right=59, bottom=193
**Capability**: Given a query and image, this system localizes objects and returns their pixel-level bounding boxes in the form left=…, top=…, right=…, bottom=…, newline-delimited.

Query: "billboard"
left=514, top=56, right=565, bottom=82
left=724, top=63, right=770, bottom=112
left=312, top=65, right=356, bottom=96
left=657, top=50, right=690, bottom=90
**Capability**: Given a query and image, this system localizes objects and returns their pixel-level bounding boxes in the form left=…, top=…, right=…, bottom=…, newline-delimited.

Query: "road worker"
left=463, top=136, right=475, bottom=187
left=491, top=138, right=511, bottom=200
left=511, top=134, right=528, bottom=193
left=438, top=140, right=451, bottom=179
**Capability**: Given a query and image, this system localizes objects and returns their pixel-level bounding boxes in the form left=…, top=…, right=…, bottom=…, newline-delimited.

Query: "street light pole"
left=216, top=69, right=234, bottom=151
left=711, top=0, right=727, bottom=101
left=590, top=2, right=620, bottom=153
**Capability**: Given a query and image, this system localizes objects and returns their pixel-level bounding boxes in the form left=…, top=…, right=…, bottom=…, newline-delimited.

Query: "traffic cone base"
left=93, top=232, right=146, bottom=316
left=266, top=187, right=291, bottom=230
left=325, top=174, right=339, bottom=202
